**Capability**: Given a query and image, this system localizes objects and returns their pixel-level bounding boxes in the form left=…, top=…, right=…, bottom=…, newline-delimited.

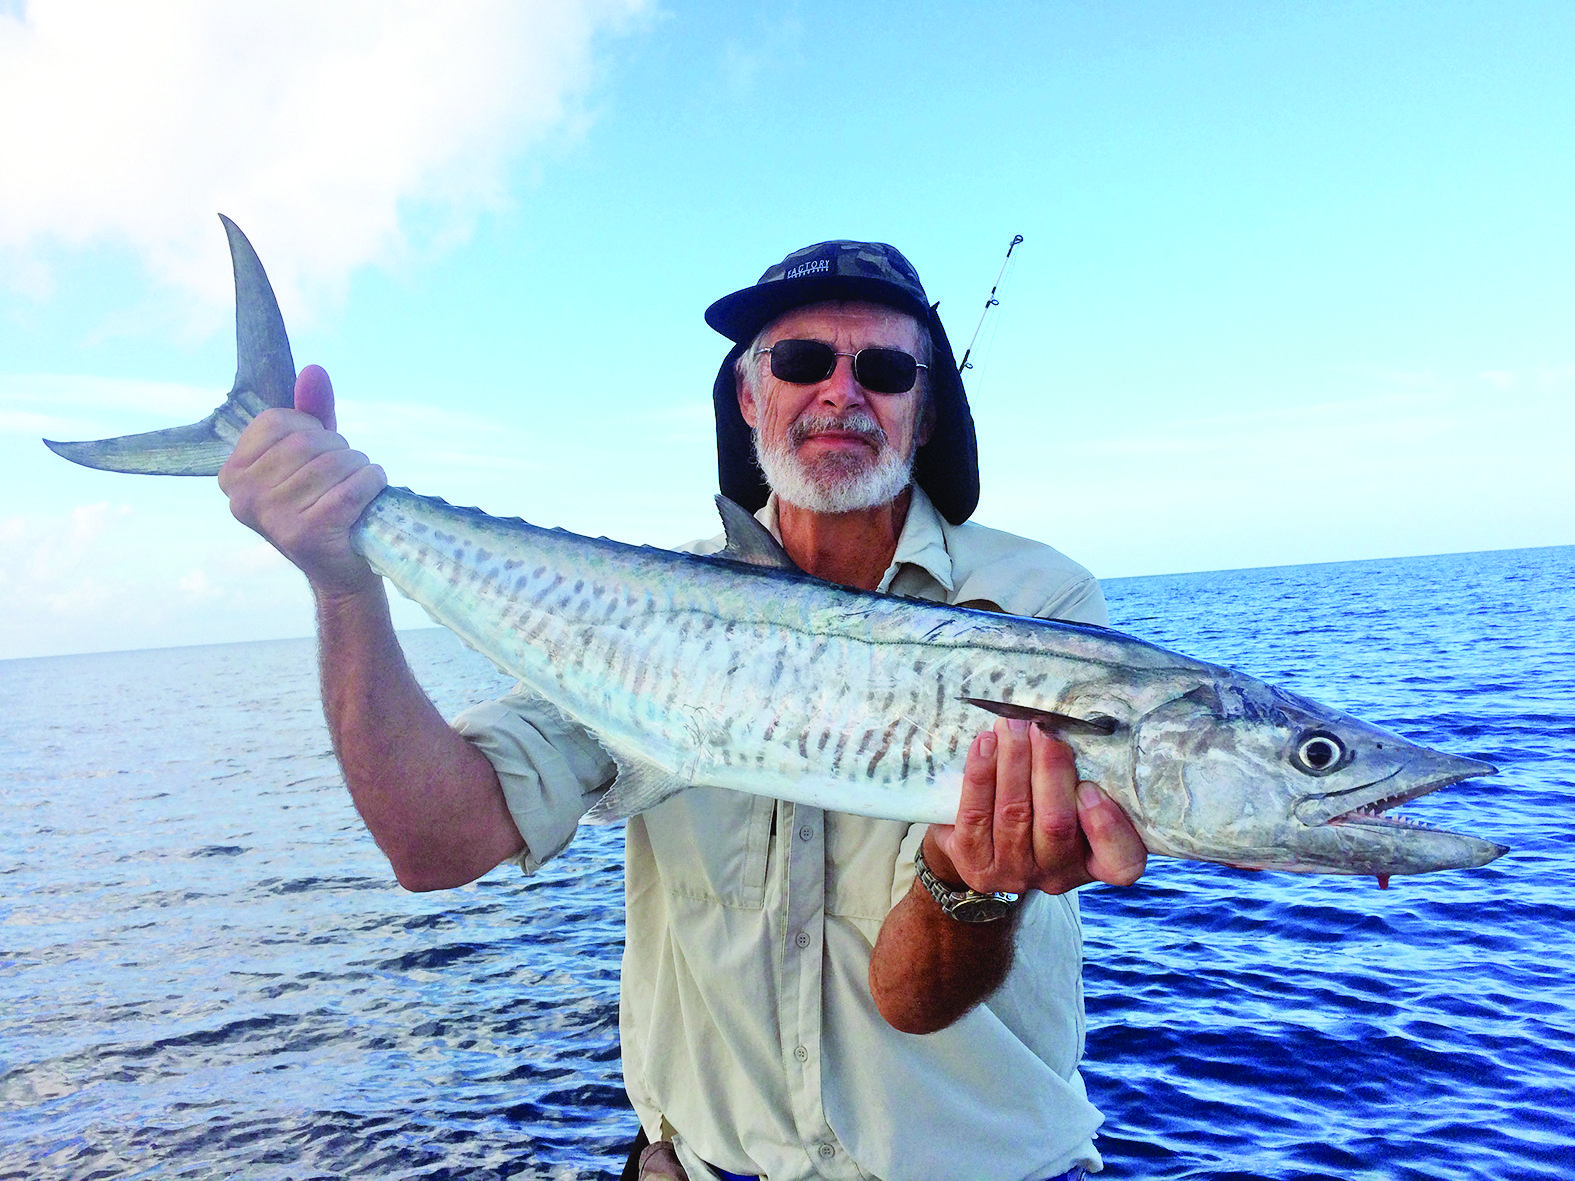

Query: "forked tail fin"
left=43, top=215, right=297, bottom=476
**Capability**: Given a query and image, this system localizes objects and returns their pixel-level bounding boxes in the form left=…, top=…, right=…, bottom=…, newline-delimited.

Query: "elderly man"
left=219, top=240, right=1147, bottom=1181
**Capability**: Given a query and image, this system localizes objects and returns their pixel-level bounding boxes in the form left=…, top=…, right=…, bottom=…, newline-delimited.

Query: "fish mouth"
left=1323, top=752, right=1505, bottom=862
left=1314, top=755, right=1508, bottom=871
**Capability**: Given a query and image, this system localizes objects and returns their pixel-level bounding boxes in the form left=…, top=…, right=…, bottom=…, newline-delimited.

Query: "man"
left=219, top=240, right=1147, bottom=1181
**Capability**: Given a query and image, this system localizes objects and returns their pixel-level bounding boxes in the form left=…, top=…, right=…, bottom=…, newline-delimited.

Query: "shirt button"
left=794, top=931, right=810, bottom=949
left=794, top=1045, right=809, bottom=1062
left=798, top=825, right=814, bottom=841
left=818, top=1144, right=835, bottom=1159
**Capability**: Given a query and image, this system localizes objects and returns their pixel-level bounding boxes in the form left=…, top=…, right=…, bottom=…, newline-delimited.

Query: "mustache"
left=787, top=410, right=888, bottom=449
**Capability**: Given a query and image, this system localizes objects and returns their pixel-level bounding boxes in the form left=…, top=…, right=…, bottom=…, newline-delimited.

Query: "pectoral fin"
left=962, top=697, right=1120, bottom=736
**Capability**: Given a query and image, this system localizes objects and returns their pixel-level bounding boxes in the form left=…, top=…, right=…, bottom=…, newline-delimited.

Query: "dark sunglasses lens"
left=768, top=339, right=836, bottom=384
left=853, top=348, right=918, bottom=394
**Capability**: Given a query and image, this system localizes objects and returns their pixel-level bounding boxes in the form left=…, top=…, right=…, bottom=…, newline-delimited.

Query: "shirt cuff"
left=452, top=690, right=618, bottom=875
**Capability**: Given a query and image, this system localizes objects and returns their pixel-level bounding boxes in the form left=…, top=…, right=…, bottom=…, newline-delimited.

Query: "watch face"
left=949, top=894, right=1013, bottom=923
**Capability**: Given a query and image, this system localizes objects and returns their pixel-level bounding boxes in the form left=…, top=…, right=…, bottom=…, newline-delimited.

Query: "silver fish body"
left=355, top=486, right=1504, bottom=877
left=45, top=217, right=1507, bottom=879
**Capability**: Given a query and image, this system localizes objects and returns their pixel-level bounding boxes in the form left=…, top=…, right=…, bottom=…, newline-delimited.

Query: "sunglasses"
left=756, top=338, right=928, bottom=395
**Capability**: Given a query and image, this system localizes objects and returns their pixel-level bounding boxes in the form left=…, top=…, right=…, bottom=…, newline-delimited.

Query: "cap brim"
left=706, top=275, right=933, bottom=345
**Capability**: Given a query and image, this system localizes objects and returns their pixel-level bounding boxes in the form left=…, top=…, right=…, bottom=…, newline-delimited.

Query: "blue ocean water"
left=1, top=545, right=1570, bottom=1180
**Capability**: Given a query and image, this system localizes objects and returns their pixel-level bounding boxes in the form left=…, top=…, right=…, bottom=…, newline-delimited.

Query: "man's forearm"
left=315, top=580, right=525, bottom=891
left=867, top=831, right=1016, bottom=1035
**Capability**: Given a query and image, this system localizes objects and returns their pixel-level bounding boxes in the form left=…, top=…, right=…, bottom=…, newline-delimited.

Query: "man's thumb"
left=293, top=364, right=336, bottom=432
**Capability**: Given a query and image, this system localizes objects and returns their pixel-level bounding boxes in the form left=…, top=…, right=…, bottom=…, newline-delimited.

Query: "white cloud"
left=175, top=567, right=218, bottom=600
left=0, top=0, right=650, bottom=320
left=976, top=362, right=1575, bottom=579
left=0, top=497, right=319, bottom=657
left=1, top=373, right=221, bottom=438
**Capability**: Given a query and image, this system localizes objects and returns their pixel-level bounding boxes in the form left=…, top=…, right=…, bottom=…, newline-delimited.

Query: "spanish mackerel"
left=46, top=217, right=1507, bottom=880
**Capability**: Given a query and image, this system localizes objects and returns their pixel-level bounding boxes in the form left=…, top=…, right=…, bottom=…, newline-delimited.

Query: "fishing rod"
left=957, top=233, right=1023, bottom=374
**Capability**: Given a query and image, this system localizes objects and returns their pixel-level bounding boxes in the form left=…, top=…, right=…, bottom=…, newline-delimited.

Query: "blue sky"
left=2, top=0, right=1571, bottom=659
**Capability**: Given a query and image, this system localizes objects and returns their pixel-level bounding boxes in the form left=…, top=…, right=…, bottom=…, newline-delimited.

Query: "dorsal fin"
left=962, top=697, right=1121, bottom=736
left=715, top=495, right=801, bottom=571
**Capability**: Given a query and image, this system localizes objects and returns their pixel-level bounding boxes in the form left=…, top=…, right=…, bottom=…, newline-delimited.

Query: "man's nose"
left=817, top=354, right=871, bottom=408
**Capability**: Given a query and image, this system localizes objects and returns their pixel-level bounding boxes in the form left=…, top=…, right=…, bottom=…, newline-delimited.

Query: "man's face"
left=738, top=301, right=933, bottom=515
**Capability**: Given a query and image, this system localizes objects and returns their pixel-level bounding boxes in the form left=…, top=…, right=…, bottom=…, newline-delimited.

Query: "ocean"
left=1, top=545, right=1571, bottom=1180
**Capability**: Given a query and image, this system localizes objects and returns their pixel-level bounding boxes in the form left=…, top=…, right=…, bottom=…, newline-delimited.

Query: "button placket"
left=778, top=803, right=842, bottom=1168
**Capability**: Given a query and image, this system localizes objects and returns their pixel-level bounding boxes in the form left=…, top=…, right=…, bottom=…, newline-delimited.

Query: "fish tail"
left=42, top=215, right=297, bottom=476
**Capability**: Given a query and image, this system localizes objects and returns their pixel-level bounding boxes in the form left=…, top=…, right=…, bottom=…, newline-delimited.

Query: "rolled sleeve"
left=453, top=689, right=618, bottom=875
left=1043, top=576, right=1109, bottom=627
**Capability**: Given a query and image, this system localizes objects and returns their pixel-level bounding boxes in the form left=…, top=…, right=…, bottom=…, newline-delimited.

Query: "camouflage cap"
left=705, top=240, right=980, bottom=525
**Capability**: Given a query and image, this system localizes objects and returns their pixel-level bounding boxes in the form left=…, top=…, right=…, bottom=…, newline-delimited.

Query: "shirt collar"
left=758, top=484, right=956, bottom=595
left=883, top=484, right=954, bottom=593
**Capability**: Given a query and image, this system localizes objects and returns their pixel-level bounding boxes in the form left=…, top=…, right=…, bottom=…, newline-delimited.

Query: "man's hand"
left=218, top=364, right=387, bottom=596
left=925, top=718, right=1147, bottom=897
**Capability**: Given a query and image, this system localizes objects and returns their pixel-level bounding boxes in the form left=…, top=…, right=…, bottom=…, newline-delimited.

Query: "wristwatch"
left=913, top=844, right=1020, bottom=923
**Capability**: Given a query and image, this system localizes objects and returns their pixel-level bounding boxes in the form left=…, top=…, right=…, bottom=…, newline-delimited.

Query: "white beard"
left=753, top=410, right=915, bottom=515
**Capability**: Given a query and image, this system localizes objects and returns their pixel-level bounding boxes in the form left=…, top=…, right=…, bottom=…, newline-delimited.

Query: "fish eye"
left=1293, top=731, right=1347, bottom=775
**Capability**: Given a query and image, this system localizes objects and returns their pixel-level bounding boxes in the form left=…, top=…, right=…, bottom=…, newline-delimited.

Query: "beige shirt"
left=454, top=488, right=1110, bottom=1181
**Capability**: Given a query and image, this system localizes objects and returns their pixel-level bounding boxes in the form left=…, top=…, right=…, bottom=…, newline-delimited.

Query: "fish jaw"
left=1129, top=677, right=1506, bottom=876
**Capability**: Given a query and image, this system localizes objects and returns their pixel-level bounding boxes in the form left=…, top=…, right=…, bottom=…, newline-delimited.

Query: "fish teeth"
left=1336, top=804, right=1438, bottom=831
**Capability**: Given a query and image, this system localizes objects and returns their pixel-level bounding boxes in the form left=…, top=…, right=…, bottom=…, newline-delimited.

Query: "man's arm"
left=220, top=365, right=526, bottom=890
left=868, top=719, right=1147, bottom=1035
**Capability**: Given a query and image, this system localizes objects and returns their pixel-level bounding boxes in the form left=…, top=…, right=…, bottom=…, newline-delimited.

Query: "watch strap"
left=913, top=844, right=1020, bottom=923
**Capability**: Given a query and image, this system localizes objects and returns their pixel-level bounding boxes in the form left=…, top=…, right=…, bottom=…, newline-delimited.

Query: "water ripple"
left=2, top=548, right=1572, bottom=1178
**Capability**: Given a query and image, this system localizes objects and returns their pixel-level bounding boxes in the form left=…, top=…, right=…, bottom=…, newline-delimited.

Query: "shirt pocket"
left=641, top=787, right=775, bottom=909
left=826, top=814, right=915, bottom=931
